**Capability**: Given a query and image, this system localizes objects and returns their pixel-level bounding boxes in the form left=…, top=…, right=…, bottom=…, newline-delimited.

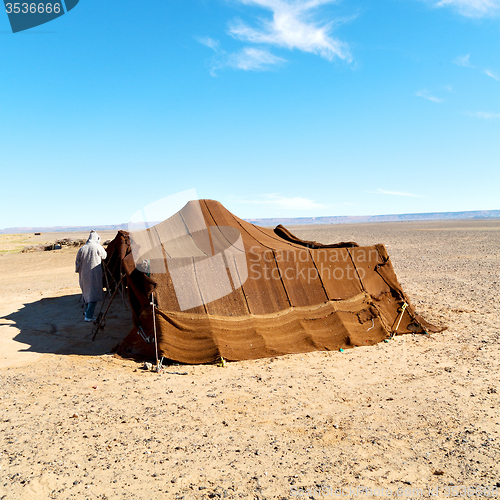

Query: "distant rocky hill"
left=245, top=209, right=500, bottom=226
left=1, top=209, right=499, bottom=234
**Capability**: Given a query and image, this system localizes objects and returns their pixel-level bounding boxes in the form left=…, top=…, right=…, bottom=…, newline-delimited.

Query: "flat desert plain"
left=0, top=220, right=499, bottom=500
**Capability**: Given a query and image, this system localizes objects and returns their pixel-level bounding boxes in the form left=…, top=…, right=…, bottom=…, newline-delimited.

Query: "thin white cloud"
left=454, top=55, right=500, bottom=87
left=234, top=194, right=328, bottom=210
left=433, top=0, right=500, bottom=17
left=453, top=54, right=473, bottom=67
left=368, top=189, right=425, bottom=198
left=228, top=47, right=286, bottom=71
left=485, top=69, right=500, bottom=81
left=467, top=111, right=500, bottom=118
left=198, top=37, right=222, bottom=53
left=416, top=90, right=444, bottom=103
left=203, top=44, right=285, bottom=75
left=229, top=0, right=351, bottom=62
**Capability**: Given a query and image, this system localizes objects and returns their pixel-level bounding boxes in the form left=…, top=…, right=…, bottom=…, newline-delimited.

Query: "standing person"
left=75, top=230, right=107, bottom=322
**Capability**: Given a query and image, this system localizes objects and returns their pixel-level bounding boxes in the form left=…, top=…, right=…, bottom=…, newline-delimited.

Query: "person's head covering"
left=87, top=230, right=101, bottom=244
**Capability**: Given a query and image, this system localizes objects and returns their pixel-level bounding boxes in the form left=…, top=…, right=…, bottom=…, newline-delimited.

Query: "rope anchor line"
left=137, top=326, right=154, bottom=344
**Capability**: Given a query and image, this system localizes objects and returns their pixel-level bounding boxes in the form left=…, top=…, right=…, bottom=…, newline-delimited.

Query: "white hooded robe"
left=75, top=231, right=107, bottom=303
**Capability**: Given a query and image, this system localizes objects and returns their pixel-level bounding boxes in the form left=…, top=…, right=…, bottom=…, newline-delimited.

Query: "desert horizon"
left=2, top=209, right=500, bottom=235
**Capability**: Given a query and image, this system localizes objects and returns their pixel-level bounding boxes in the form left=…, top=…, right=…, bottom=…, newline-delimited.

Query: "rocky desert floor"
left=0, top=220, right=499, bottom=500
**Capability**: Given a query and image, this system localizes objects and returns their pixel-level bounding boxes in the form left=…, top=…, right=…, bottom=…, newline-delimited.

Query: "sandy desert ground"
left=0, top=220, right=499, bottom=500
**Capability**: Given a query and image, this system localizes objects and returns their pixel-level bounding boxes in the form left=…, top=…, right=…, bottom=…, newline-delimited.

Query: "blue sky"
left=1, top=0, right=499, bottom=228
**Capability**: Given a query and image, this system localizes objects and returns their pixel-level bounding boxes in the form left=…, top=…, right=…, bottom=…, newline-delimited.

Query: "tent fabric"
left=105, top=199, right=442, bottom=363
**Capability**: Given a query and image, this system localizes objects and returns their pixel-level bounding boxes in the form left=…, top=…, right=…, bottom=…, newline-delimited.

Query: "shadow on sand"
left=2, top=293, right=132, bottom=356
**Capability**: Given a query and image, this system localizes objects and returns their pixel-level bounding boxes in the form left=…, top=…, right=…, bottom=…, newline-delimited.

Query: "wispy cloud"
left=227, top=47, right=286, bottom=71
left=368, top=189, right=425, bottom=198
left=198, top=37, right=222, bottom=52
left=453, top=55, right=500, bottom=86
left=229, top=0, right=352, bottom=62
left=485, top=69, right=500, bottom=81
left=416, top=90, right=444, bottom=103
left=467, top=111, right=500, bottom=118
left=200, top=0, right=351, bottom=74
left=232, top=194, right=328, bottom=210
left=433, top=0, right=500, bottom=17
left=202, top=43, right=286, bottom=75
left=453, top=54, right=473, bottom=67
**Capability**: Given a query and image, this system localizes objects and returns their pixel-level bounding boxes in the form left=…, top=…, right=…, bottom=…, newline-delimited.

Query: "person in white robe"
left=75, top=230, right=107, bottom=322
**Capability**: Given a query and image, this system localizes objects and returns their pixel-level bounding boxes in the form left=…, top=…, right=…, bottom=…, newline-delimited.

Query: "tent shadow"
left=3, top=293, right=132, bottom=356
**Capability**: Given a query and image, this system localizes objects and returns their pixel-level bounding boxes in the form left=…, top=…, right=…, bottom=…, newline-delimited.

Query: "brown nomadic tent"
left=104, top=199, right=442, bottom=364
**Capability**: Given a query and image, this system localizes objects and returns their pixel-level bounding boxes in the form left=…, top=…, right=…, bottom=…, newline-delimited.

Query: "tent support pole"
left=92, top=274, right=125, bottom=341
left=118, top=260, right=128, bottom=309
left=103, top=260, right=128, bottom=310
left=102, top=261, right=112, bottom=297
left=391, top=302, right=408, bottom=338
left=151, top=293, right=159, bottom=367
